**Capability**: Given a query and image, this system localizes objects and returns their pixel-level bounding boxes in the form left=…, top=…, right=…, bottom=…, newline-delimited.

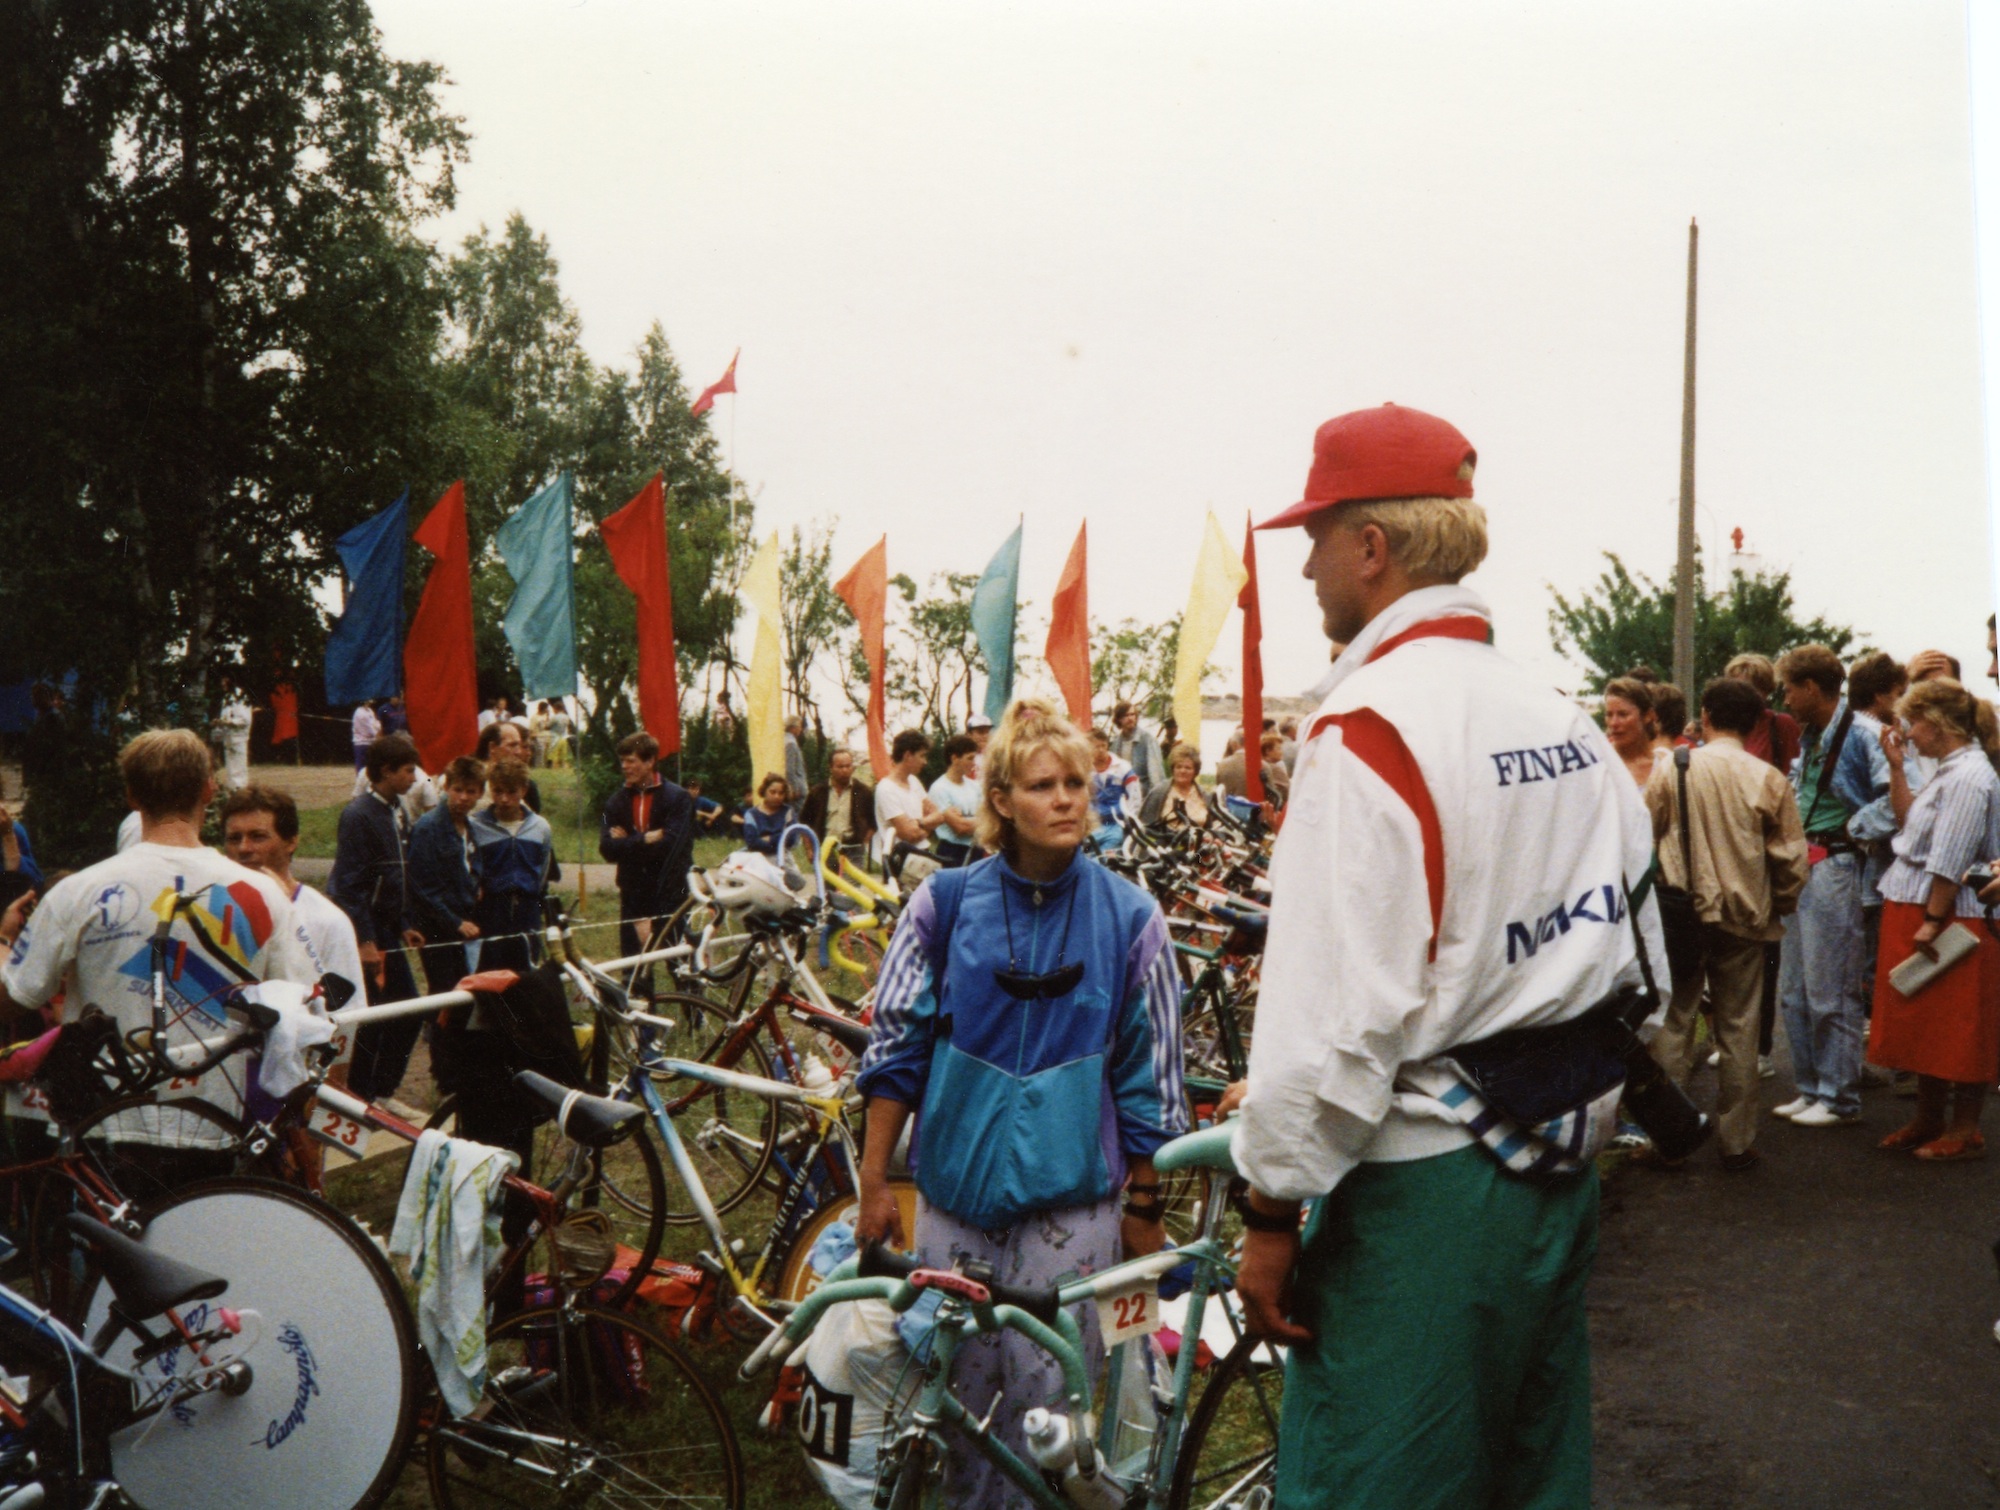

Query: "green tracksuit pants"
left=1276, top=1145, right=1598, bottom=1510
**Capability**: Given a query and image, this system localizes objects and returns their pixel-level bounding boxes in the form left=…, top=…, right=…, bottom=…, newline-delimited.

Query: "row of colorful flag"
left=325, top=478, right=1270, bottom=801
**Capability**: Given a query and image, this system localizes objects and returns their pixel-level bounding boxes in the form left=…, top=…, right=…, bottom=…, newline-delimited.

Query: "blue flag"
left=971, top=523, right=1022, bottom=723
left=324, top=491, right=407, bottom=705
left=496, top=473, right=578, bottom=698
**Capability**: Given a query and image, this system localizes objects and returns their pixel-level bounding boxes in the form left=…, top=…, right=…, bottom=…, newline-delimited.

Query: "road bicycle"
left=556, top=943, right=918, bottom=1340
left=743, top=1120, right=1283, bottom=1510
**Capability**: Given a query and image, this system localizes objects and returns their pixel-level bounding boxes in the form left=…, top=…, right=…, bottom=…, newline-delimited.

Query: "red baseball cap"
left=1259, top=403, right=1477, bottom=530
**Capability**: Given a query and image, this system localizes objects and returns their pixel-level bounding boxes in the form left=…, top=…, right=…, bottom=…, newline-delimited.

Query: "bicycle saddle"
left=63, top=1213, right=227, bottom=1323
left=802, top=1011, right=871, bottom=1059
left=512, top=1070, right=646, bottom=1149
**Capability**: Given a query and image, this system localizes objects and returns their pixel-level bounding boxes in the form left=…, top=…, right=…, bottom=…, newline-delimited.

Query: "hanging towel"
left=242, top=980, right=336, bottom=1100
left=390, top=1128, right=519, bottom=1416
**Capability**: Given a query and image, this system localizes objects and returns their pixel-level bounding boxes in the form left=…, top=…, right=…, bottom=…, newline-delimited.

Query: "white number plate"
left=1095, top=1281, right=1161, bottom=1346
left=308, top=1105, right=368, bottom=1153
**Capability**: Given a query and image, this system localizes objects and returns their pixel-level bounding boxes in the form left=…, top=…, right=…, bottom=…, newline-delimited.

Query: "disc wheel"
left=80, top=1177, right=420, bottom=1510
left=771, top=1178, right=921, bottom=1307
left=421, top=1096, right=668, bottom=1313
left=600, top=992, right=779, bottom=1224
left=426, top=1301, right=745, bottom=1510
left=1166, top=1334, right=1288, bottom=1510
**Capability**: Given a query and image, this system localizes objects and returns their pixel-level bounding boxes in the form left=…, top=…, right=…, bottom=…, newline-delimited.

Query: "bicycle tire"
left=28, top=1094, right=249, bottom=1315
left=606, top=991, right=780, bottom=1223
left=881, top=1429, right=942, bottom=1510
left=1165, top=1334, right=1287, bottom=1510
left=421, top=1095, right=669, bottom=1313
left=76, top=1176, right=420, bottom=1510
left=425, top=1299, right=745, bottom=1510
left=770, top=1178, right=921, bottom=1306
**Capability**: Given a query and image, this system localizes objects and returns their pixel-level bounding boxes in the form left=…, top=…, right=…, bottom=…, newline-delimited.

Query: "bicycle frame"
left=756, top=1174, right=1243, bottom=1510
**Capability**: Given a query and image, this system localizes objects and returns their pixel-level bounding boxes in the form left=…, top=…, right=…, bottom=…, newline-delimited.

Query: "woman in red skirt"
left=1870, top=679, right=2000, bottom=1160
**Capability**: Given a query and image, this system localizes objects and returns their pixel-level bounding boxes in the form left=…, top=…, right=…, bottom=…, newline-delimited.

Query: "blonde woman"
left=1602, top=677, right=1659, bottom=789
left=1139, top=742, right=1211, bottom=828
left=854, top=700, right=1186, bottom=1509
left=1869, top=679, right=2000, bottom=1160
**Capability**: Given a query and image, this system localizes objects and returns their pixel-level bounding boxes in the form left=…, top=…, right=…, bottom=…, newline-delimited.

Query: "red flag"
left=834, top=537, right=891, bottom=782
left=689, top=349, right=739, bottom=418
left=268, top=682, right=299, bottom=746
left=1045, top=523, right=1092, bottom=727
left=601, top=472, right=683, bottom=755
left=403, top=482, right=480, bottom=772
left=1240, top=514, right=1266, bottom=804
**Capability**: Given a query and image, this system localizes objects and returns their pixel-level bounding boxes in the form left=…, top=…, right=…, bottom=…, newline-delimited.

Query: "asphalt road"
left=1591, top=1055, right=2000, bottom=1508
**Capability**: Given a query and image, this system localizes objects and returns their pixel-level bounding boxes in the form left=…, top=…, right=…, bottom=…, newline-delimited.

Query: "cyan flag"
left=324, top=491, right=407, bottom=705
left=496, top=473, right=578, bottom=698
left=971, top=523, right=1022, bottom=723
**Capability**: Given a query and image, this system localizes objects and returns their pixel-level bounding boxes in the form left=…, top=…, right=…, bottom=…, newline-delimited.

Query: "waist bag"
left=1444, top=985, right=1648, bottom=1127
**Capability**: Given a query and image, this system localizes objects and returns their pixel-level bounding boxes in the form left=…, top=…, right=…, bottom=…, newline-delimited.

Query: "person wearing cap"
left=965, top=711, right=993, bottom=781
left=1230, top=404, right=1668, bottom=1508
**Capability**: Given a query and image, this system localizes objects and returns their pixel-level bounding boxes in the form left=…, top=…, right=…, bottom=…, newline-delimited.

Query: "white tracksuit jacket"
left=1234, top=584, right=1669, bottom=1202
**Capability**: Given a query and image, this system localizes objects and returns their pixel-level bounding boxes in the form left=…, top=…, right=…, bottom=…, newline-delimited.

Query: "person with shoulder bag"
left=1644, top=678, right=1810, bottom=1170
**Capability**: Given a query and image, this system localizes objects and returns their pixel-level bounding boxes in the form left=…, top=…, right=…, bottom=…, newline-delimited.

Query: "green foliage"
left=0, top=0, right=469, bottom=724
left=1548, top=553, right=1864, bottom=694
left=1091, top=616, right=1185, bottom=724
left=885, top=571, right=986, bottom=736
left=18, top=708, right=124, bottom=871
left=779, top=521, right=850, bottom=740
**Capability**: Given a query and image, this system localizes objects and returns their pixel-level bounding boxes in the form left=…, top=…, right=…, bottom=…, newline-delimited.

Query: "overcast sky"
left=374, top=0, right=1993, bottom=713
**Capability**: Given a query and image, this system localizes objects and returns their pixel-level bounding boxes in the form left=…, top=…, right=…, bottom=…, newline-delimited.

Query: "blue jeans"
left=1778, top=851, right=1869, bottom=1116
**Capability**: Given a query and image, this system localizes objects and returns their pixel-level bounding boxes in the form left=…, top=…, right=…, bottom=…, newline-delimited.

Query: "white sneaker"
left=1759, top=1055, right=1777, bottom=1081
left=1791, top=1102, right=1863, bottom=1128
left=1772, top=1096, right=1814, bottom=1119
left=1706, top=1049, right=1721, bottom=1068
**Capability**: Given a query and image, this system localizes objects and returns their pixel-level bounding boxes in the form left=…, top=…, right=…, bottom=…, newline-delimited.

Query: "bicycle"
left=557, top=945, right=918, bottom=1339
left=742, top=1119, right=1281, bottom=1510
left=1, top=1214, right=260, bottom=1510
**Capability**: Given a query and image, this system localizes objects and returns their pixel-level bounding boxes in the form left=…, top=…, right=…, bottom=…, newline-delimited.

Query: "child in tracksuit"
left=468, top=757, right=559, bottom=973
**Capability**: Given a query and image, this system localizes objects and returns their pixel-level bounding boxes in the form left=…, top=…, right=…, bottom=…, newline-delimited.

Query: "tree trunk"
left=175, top=0, right=220, bottom=718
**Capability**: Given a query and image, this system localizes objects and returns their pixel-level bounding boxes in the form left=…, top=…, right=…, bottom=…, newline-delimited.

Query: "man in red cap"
left=1229, top=404, right=1670, bottom=1507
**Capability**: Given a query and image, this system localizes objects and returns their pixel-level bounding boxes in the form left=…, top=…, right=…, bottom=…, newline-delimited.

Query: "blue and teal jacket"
left=856, top=852, right=1186, bottom=1230
left=407, top=806, right=480, bottom=938
left=468, top=808, right=559, bottom=899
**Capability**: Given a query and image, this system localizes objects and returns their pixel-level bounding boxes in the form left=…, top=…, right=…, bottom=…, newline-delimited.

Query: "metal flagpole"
left=1672, top=218, right=1699, bottom=693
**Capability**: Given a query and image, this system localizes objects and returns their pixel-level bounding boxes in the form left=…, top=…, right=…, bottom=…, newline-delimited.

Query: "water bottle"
left=1022, top=1409, right=1125, bottom=1510
left=799, top=1054, right=836, bottom=1094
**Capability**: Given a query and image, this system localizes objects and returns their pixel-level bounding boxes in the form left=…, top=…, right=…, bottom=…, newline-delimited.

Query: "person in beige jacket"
left=1646, top=676, right=1810, bottom=1169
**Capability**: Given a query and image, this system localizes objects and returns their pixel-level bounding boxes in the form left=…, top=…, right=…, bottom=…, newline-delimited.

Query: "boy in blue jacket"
left=470, top=758, right=560, bottom=974
left=408, top=757, right=486, bottom=993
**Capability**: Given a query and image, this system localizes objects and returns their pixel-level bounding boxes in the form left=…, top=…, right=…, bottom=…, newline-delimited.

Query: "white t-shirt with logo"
left=2, top=844, right=323, bottom=1143
left=291, top=880, right=362, bottom=1071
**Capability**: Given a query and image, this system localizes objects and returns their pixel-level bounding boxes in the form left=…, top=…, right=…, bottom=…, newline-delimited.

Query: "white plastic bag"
left=795, top=1298, right=911, bottom=1508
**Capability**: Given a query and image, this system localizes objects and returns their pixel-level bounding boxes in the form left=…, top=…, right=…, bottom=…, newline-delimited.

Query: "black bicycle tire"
left=618, top=991, right=780, bottom=1223
left=27, top=1093, right=249, bottom=1317
left=420, top=1095, right=669, bottom=1313
left=424, top=1299, right=745, bottom=1510
left=78, top=1175, right=420, bottom=1510
left=1165, top=1334, right=1287, bottom=1510
left=882, top=1430, right=938, bottom=1510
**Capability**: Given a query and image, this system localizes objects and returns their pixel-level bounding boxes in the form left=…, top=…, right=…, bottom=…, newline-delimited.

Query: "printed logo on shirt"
left=91, top=882, right=139, bottom=932
left=114, top=881, right=278, bottom=1020
left=1505, top=884, right=1627, bottom=964
left=1489, top=740, right=1603, bottom=788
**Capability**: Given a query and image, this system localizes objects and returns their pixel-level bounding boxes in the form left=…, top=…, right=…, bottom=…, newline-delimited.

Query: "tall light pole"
left=1673, top=218, right=1699, bottom=692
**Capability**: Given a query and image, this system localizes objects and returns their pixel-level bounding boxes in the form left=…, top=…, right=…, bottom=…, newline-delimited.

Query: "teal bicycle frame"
left=745, top=1123, right=1246, bottom=1510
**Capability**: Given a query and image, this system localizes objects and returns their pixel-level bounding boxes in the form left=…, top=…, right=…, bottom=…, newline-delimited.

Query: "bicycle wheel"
left=771, top=1177, right=921, bottom=1306
left=426, top=1300, right=744, bottom=1509
left=77, top=1176, right=419, bottom=1510
left=422, top=1096, right=668, bottom=1313
left=29, top=1095, right=248, bottom=1313
left=1166, top=1334, right=1287, bottom=1510
left=604, top=992, right=779, bottom=1224
left=880, top=1430, right=943, bottom=1510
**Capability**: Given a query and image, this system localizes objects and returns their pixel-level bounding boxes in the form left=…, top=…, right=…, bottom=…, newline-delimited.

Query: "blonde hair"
left=1723, top=653, right=1777, bottom=699
left=1337, top=496, right=1489, bottom=582
left=976, top=699, right=1094, bottom=854
left=121, top=729, right=213, bottom=819
left=1898, top=677, right=2000, bottom=755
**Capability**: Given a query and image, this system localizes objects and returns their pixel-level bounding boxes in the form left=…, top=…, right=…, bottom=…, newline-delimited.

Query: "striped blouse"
left=1880, top=745, right=2000, bottom=916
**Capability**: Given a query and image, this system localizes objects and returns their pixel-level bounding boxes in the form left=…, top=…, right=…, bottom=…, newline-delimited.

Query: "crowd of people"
left=6, top=399, right=2000, bottom=1509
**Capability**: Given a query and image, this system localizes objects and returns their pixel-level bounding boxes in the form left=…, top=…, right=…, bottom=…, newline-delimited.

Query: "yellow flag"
left=1173, top=512, right=1248, bottom=748
left=742, top=531, right=786, bottom=789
